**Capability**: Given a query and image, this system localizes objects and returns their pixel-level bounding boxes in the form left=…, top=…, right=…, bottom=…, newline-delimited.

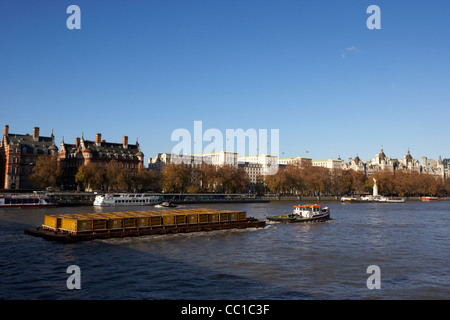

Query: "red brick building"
left=1, top=125, right=58, bottom=190
left=59, top=132, right=144, bottom=190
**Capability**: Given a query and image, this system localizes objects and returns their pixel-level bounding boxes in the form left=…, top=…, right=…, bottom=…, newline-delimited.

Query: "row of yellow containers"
left=43, top=208, right=247, bottom=232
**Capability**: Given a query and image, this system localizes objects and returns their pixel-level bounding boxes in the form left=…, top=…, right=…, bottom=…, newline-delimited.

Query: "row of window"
left=9, top=166, right=35, bottom=175
left=62, top=161, right=139, bottom=169
left=8, top=147, right=51, bottom=154
left=114, top=199, right=155, bottom=203
left=3, top=198, right=40, bottom=204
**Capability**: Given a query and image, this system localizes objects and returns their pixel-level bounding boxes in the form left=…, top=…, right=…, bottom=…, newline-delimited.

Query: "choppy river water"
left=1, top=201, right=449, bottom=300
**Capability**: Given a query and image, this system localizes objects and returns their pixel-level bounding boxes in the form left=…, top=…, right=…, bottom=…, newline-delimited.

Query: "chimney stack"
left=75, top=137, right=80, bottom=148
left=96, top=133, right=102, bottom=146
left=4, top=125, right=9, bottom=136
left=33, top=127, right=40, bottom=141
left=123, top=136, right=128, bottom=149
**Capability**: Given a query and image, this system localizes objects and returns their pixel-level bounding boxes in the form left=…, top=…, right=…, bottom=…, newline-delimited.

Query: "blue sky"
left=1, top=0, right=449, bottom=163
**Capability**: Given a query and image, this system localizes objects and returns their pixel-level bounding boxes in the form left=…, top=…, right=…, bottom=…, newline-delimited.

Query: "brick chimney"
left=96, top=133, right=102, bottom=146
left=4, top=125, right=9, bottom=136
left=122, top=136, right=128, bottom=149
left=75, top=137, right=80, bottom=148
left=33, top=127, right=40, bottom=141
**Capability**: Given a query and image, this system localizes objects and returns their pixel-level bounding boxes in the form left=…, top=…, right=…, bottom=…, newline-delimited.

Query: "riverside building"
left=59, top=133, right=144, bottom=190
left=0, top=125, right=58, bottom=190
left=148, top=151, right=238, bottom=174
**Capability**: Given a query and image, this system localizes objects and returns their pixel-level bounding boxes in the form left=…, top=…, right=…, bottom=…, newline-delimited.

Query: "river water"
left=1, top=201, right=449, bottom=300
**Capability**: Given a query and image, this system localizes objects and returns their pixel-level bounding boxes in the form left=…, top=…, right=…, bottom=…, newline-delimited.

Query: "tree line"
left=28, top=156, right=249, bottom=193
left=29, top=155, right=450, bottom=196
left=265, top=165, right=450, bottom=197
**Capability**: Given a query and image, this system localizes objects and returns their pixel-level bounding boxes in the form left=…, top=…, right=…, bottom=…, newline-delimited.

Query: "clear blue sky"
left=1, top=0, right=449, bottom=163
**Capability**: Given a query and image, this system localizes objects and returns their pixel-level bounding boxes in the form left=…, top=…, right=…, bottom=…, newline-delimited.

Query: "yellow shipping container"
left=123, top=217, right=137, bottom=229
left=228, top=212, right=238, bottom=221
left=199, top=214, right=209, bottom=223
left=161, top=214, right=175, bottom=225
left=209, top=213, right=219, bottom=222
left=149, top=215, right=162, bottom=226
left=186, top=213, right=198, bottom=224
left=92, top=218, right=107, bottom=230
left=136, top=217, right=149, bottom=227
left=44, top=215, right=61, bottom=229
left=107, top=218, right=123, bottom=229
left=61, top=217, right=93, bottom=232
left=219, top=212, right=229, bottom=221
left=174, top=214, right=187, bottom=225
left=60, top=218, right=76, bottom=231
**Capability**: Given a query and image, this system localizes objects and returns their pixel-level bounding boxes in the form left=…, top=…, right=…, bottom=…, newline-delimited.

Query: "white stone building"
left=312, top=158, right=345, bottom=170
left=148, top=151, right=238, bottom=173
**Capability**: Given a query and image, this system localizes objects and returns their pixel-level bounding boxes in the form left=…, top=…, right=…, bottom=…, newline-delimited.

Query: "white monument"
left=373, top=178, right=378, bottom=197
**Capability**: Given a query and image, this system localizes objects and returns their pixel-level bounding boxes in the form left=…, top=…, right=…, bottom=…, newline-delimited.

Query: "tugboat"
left=267, top=204, right=330, bottom=223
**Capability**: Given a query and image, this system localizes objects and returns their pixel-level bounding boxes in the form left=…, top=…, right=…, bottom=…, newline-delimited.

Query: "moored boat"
left=422, top=196, right=438, bottom=202
left=93, top=193, right=160, bottom=206
left=267, top=204, right=330, bottom=223
left=341, top=195, right=373, bottom=203
left=373, top=196, right=405, bottom=203
left=0, top=192, right=57, bottom=208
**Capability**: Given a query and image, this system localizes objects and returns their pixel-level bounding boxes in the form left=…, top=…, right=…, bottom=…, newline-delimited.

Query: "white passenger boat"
left=0, top=192, right=57, bottom=208
left=93, top=193, right=160, bottom=207
left=373, top=196, right=405, bottom=203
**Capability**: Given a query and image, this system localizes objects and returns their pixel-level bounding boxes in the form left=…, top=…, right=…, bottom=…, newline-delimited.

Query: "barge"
left=24, top=208, right=265, bottom=243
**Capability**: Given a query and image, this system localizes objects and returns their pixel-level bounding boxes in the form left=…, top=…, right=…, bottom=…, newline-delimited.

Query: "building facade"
left=312, top=158, right=345, bottom=170
left=59, top=133, right=144, bottom=189
left=345, top=148, right=446, bottom=180
left=1, top=125, right=58, bottom=190
left=148, top=151, right=239, bottom=174
left=278, top=156, right=312, bottom=168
